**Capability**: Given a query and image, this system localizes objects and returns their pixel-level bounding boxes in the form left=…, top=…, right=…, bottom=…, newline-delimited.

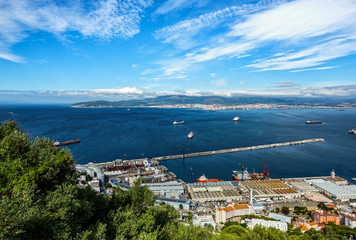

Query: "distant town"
left=72, top=95, right=356, bottom=110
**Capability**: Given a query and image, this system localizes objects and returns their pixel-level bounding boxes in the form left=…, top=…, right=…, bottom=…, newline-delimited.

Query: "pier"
left=86, top=138, right=324, bottom=168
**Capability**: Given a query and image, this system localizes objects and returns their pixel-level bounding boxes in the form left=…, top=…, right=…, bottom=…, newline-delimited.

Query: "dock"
left=86, top=138, right=324, bottom=168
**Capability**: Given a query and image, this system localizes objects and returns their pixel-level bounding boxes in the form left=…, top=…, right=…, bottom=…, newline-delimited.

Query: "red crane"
left=263, top=159, right=269, bottom=179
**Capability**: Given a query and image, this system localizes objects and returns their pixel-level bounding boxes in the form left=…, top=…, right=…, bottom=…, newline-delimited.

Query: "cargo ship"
left=188, top=131, right=194, bottom=139
left=233, top=116, right=239, bottom=122
left=306, top=120, right=322, bottom=124
left=173, top=121, right=185, bottom=125
left=53, top=139, right=80, bottom=147
left=197, top=174, right=219, bottom=183
left=232, top=168, right=264, bottom=181
left=349, top=129, right=356, bottom=134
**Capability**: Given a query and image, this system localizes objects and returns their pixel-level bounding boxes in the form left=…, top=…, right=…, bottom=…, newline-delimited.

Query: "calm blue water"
left=1, top=105, right=356, bottom=182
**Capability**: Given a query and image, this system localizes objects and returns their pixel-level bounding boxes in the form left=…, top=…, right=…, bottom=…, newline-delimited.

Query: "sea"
left=1, top=105, right=356, bottom=183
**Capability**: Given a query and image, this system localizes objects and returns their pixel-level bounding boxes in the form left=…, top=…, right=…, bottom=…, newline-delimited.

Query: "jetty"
left=86, top=138, right=324, bottom=168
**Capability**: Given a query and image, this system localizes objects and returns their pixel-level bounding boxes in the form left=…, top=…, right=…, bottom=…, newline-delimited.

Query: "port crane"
left=263, top=160, right=269, bottom=179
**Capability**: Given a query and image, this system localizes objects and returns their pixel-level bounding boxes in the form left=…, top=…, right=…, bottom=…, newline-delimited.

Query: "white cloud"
left=91, top=87, right=144, bottom=94
left=290, top=66, right=339, bottom=72
left=154, top=0, right=206, bottom=15
left=248, top=38, right=356, bottom=71
left=211, top=79, right=227, bottom=86
left=210, top=73, right=216, bottom=77
left=29, top=83, right=356, bottom=99
left=0, top=0, right=153, bottom=62
left=185, top=42, right=253, bottom=63
left=271, top=81, right=299, bottom=88
left=0, top=51, right=26, bottom=63
left=154, top=2, right=276, bottom=43
left=155, top=0, right=356, bottom=73
left=229, top=0, right=356, bottom=42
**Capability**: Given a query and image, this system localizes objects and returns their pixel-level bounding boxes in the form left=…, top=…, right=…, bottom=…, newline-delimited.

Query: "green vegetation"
left=293, top=206, right=309, bottom=215
left=0, top=121, right=212, bottom=240
left=281, top=206, right=291, bottom=215
left=1, top=120, right=356, bottom=240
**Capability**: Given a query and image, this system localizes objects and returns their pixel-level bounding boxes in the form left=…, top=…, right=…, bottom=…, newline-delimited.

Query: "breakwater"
left=86, top=138, right=324, bottom=168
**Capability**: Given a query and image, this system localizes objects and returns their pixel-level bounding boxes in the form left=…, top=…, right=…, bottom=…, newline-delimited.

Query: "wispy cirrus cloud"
left=191, top=0, right=356, bottom=71
left=154, top=2, right=276, bottom=43
left=154, top=0, right=356, bottom=74
left=154, top=0, right=208, bottom=15
left=0, top=0, right=153, bottom=62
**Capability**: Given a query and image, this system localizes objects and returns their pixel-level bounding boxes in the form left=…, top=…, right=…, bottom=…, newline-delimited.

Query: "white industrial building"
left=187, top=182, right=241, bottom=202
left=268, top=213, right=292, bottom=223
left=308, top=179, right=356, bottom=201
left=143, top=181, right=184, bottom=199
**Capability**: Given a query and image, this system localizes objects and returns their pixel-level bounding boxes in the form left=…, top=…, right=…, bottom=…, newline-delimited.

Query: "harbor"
left=85, top=138, right=324, bottom=168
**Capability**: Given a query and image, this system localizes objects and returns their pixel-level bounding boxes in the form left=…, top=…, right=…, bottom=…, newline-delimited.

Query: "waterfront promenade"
left=85, top=138, right=324, bottom=168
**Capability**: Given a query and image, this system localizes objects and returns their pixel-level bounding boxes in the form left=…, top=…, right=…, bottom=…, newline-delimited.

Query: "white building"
left=268, top=213, right=292, bottom=223
left=308, top=179, right=356, bottom=201
left=341, top=213, right=356, bottom=228
left=215, top=204, right=252, bottom=223
left=245, top=219, right=288, bottom=232
left=193, top=215, right=216, bottom=230
left=252, top=203, right=265, bottom=213
left=143, top=181, right=184, bottom=199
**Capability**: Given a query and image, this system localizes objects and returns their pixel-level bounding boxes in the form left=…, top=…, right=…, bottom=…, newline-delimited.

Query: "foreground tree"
left=0, top=120, right=213, bottom=240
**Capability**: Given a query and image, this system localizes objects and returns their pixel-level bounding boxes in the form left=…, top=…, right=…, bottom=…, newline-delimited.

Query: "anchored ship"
left=306, top=120, right=322, bottom=124
left=173, top=121, right=185, bottom=125
left=188, top=131, right=194, bottom=139
left=232, top=168, right=264, bottom=181
left=233, top=116, right=239, bottom=122
left=197, top=174, right=219, bottom=183
left=53, top=139, right=80, bottom=147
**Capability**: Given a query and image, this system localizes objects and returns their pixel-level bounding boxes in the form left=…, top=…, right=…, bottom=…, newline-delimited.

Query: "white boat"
left=233, top=116, right=239, bottom=122
left=352, top=178, right=356, bottom=182
left=188, top=131, right=194, bottom=139
left=173, top=121, right=185, bottom=125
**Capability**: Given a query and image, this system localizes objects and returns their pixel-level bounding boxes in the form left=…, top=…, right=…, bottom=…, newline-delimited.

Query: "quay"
left=85, top=138, right=324, bottom=168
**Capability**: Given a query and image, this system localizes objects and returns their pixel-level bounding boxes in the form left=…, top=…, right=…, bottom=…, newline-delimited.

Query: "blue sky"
left=1, top=0, right=356, bottom=103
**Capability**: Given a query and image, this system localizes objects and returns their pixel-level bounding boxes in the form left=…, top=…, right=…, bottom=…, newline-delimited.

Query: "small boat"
left=233, top=116, right=239, bottom=122
left=197, top=174, right=219, bottom=183
left=173, top=121, right=185, bottom=125
left=336, top=109, right=345, bottom=111
left=188, top=131, right=194, bottom=139
left=54, top=139, right=80, bottom=147
left=349, top=129, right=356, bottom=134
left=352, top=178, right=356, bottom=182
left=306, top=120, right=322, bottom=124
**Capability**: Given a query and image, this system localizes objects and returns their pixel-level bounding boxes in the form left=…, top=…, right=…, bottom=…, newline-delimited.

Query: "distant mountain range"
left=72, top=95, right=356, bottom=108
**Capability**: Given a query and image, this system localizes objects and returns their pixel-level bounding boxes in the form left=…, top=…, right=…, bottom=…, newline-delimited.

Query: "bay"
left=1, top=105, right=355, bottom=183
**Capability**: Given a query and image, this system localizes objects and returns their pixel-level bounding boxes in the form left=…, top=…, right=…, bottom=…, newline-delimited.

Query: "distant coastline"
left=71, top=95, right=356, bottom=110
